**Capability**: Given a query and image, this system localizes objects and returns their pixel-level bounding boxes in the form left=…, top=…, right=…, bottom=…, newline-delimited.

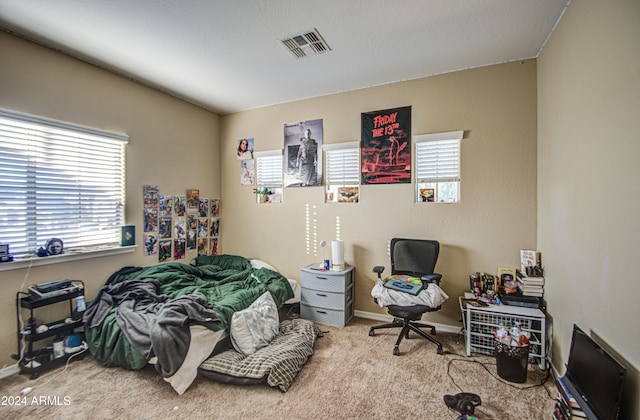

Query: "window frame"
left=414, top=130, right=463, bottom=203
left=254, top=149, right=283, bottom=204
left=324, top=141, right=360, bottom=203
left=0, top=108, right=129, bottom=264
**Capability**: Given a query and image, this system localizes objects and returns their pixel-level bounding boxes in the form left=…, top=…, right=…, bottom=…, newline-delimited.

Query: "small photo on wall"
left=187, top=228, right=197, bottom=250
left=237, top=138, right=254, bottom=160
left=174, top=195, right=186, bottom=216
left=187, top=211, right=198, bottom=230
left=210, top=199, right=220, bottom=217
left=198, top=217, right=209, bottom=238
left=197, top=238, right=209, bottom=256
left=143, top=185, right=159, bottom=208
left=199, top=198, right=209, bottom=217
left=187, top=189, right=200, bottom=209
left=144, top=208, right=158, bottom=232
left=159, top=240, right=172, bottom=262
left=159, top=195, right=173, bottom=216
left=173, top=239, right=186, bottom=260
left=210, top=218, right=220, bottom=237
left=143, top=233, right=157, bottom=256
left=159, top=217, right=172, bottom=239
left=210, top=237, right=218, bottom=255
left=174, top=218, right=186, bottom=239
left=241, top=160, right=255, bottom=185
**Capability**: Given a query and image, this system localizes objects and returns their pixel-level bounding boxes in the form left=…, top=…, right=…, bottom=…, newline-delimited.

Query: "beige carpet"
left=0, top=317, right=556, bottom=419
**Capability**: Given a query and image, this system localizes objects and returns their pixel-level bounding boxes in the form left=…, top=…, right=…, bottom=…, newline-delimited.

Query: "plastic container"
left=495, top=340, right=529, bottom=383
left=53, top=336, right=65, bottom=359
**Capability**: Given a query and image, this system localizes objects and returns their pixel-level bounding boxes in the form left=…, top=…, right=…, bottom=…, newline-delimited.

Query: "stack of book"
left=516, top=271, right=544, bottom=297
left=554, top=376, right=587, bottom=419
left=519, top=249, right=544, bottom=297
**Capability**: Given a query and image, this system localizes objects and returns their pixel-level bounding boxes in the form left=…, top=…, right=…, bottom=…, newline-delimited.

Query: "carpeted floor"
left=0, top=317, right=557, bottom=419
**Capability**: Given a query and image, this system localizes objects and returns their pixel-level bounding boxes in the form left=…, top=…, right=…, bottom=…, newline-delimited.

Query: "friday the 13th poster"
left=361, top=106, right=411, bottom=184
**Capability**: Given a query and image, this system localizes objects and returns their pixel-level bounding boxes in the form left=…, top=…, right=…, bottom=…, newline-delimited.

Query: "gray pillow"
left=230, top=291, right=279, bottom=356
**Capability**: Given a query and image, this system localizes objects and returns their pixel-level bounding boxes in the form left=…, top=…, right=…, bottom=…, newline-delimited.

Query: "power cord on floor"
left=444, top=351, right=554, bottom=394
left=19, top=342, right=89, bottom=396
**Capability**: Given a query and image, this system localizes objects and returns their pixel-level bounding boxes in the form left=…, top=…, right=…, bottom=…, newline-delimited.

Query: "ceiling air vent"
left=280, top=28, right=331, bottom=59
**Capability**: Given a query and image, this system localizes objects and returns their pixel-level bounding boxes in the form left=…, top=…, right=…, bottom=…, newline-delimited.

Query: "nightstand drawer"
left=300, top=270, right=351, bottom=292
left=300, top=304, right=352, bottom=327
left=301, top=289, right=346, bottom=310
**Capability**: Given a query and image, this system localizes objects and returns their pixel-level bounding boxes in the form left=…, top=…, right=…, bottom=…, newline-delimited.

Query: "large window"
left=0, top=108, right=128, bottom=257
left=415, top=131, right=463, bottom=203
left=324, top=142, right=360, bottom=203
left=254, top=150, right=283, bottom=204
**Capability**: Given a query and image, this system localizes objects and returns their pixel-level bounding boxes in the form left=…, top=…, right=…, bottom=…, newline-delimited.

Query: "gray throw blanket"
left=84, top=279, right=220, bottom=377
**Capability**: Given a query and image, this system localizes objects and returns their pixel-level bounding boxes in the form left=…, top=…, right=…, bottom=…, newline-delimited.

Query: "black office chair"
left=369, top=238, right=444, bottom=355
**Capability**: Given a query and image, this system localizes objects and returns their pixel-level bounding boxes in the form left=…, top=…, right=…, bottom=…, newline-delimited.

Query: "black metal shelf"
left=15, top=280, right=86, bottom=379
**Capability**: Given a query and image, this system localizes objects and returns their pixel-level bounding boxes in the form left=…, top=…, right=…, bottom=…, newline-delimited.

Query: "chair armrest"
left=372, top=266, right=385, bottom=279
left=421, top=273, right=442, bottom=285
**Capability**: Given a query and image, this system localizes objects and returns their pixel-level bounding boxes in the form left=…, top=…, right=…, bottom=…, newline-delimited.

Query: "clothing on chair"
left=371, top=280, right=448, bottom=308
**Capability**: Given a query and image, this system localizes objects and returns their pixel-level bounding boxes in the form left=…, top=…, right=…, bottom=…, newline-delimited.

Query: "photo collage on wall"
left=143, top=185, right=220, bottom=262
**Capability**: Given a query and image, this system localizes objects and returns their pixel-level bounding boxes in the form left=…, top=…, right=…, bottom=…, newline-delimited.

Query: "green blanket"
left=85, top=255, right=294, bottom=370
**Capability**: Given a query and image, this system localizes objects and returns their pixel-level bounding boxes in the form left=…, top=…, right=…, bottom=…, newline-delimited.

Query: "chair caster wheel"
left=369, top=329, right=375, bottom=337
left=393, top=347, right=400, bottom=356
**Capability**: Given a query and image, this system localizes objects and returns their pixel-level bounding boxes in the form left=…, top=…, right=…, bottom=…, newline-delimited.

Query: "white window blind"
left=0, top=108, right=128, bottom=256
left=325, top=143, right=360, bottom=185
left=324, top=142, right=359, bottom=203
left=255, top=151, right=283, bottom=186
left=416, top=139, right=460, bottom=182
left=415, top=131, right=463, bottom=203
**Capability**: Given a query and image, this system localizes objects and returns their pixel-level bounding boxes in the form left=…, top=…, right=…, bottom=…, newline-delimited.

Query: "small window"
left=415, top=131, right=463, bottom=203
left=254, top=150, right=283, bottom=203
left=0, top=108, right=128, bottom=257
left=324, top=142, right=360, bottom=203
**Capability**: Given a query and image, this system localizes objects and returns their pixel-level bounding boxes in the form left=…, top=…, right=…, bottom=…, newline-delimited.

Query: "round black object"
left=444, top=392, right=481, bottom=415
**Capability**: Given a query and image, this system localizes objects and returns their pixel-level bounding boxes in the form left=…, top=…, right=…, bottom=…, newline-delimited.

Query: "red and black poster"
left=361, top=106, right=411, bottom=184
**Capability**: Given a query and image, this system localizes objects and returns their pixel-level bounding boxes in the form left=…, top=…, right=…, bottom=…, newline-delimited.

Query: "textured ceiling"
left=0, top=0, right=569, bottom=114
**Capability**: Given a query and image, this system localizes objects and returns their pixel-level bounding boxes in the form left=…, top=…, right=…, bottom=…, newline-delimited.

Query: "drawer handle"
left=316, top=276, right=328, bottom=280
left=316, top=293, right=328, bottom=297
left=316, top=310, right=328, bottom=314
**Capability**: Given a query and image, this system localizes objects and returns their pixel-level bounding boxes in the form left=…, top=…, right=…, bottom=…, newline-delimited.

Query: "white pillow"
left=250, top=259, right=279, bottom=272
left=230, top=291, right=279, bottom=356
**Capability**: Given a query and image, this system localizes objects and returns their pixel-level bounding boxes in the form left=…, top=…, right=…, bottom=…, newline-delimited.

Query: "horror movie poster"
left=284, top=119, right=323, bottom=187
left=361, top=106, right=411, bottom=184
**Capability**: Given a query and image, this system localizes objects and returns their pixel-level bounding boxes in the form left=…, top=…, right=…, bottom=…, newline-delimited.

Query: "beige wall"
left=538, top=0, right=639, bottom=417
left=0, top=32, right=220, bottom=367
left=219, top=60, right=538, bottom=327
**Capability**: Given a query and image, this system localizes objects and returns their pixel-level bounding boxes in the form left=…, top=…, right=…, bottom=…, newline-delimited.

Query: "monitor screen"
left=566, top=325, right=626, bottom=420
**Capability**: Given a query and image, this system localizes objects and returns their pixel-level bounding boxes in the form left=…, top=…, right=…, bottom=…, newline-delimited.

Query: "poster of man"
left=284, top=119, right=323, bottom=187
left=361, top=106, right=411, bottom=184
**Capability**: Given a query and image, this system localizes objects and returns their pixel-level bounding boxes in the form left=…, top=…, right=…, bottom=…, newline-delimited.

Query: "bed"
left=83, top=254, right=314, bottom=394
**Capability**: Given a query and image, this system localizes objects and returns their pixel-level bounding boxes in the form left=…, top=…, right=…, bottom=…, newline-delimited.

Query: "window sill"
left=0, top=245, right=137, bottom=272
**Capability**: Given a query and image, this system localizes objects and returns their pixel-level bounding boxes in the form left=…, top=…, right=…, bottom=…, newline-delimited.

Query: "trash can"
left=495, top=340, right=529, bottom=383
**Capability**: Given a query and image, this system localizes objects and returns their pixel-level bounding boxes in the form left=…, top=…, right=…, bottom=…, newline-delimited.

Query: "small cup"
left=323, top=259, right=330, bottom=270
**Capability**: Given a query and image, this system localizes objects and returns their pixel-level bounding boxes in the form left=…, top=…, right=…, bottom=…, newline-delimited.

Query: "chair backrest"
left=390, top=238, right=439, bottom=277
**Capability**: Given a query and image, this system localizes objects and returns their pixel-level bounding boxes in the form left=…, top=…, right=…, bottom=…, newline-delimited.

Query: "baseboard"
left=0, top=364, right=19, bottom=380
left=354, top=310, right=462, bottom=334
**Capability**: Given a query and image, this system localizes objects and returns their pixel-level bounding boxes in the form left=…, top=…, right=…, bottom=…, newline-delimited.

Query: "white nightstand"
left=299, top=264, right=354, bottom=327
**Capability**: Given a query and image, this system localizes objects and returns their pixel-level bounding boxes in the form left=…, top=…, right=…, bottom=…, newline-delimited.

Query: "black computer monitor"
left=565, top=324, right=626, bottom=420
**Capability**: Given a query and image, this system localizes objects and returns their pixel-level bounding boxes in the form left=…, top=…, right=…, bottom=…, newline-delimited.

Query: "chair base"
left=369, top=318, right=444, bottom=355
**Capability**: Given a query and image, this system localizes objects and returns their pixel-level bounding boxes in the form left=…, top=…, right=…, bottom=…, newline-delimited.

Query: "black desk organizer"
left=14, top=280, right=86, bottom=379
